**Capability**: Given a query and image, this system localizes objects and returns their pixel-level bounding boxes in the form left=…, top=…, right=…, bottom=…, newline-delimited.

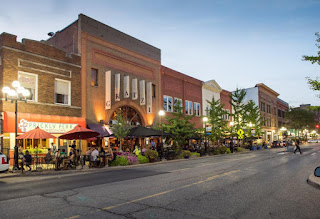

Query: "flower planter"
left=257, top=146, right=262, bottom=150
left=184, top=156, right=190, bottom=159
left=250, top=146, right=257, bottom=151
left=149, top=158, right=155, bottom=163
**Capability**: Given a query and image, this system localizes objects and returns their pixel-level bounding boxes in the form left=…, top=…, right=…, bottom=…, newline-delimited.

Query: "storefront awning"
left=87, top=123, right=112, bottom=138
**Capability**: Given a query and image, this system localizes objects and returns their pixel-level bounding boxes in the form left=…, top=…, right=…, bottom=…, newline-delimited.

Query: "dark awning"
left=87, top=124, right=111, bottom=138
left=127, top=126, right=172, bottom=137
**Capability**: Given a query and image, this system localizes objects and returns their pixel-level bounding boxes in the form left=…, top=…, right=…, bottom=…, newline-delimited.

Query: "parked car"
left=0, top=152, right=9, bottom=172
left=308, top=139, right=318, bottom=143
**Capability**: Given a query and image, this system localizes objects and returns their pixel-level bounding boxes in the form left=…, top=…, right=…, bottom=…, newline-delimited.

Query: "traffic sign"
left=237, top=129, right=244, bottom=139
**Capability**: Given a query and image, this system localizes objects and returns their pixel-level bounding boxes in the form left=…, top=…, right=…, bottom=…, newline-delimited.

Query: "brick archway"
left=105, top=100, right=147, bottom=127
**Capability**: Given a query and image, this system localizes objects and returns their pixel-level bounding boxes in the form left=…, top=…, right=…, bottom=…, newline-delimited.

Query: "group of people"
left=85, top=146, right=114, bottom=167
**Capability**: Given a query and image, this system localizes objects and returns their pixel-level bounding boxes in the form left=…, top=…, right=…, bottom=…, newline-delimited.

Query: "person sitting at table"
left=91, top=147, right=99, bottom=167
left=45, top=148, right=53, bottom=164
left=24, top=150, right=32, bottom=171
left=18, top=147, right=24, bottom=170
left=106, top=146, right=113, bottom=166
left=99, top=147, right=106, bottom=167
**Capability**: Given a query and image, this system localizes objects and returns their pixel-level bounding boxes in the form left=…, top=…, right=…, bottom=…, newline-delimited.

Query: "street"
left=1, top=145, right=320, bottom=219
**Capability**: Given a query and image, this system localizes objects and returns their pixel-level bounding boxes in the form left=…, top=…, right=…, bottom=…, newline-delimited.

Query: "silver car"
left=0, top=152, right=9, bottom=172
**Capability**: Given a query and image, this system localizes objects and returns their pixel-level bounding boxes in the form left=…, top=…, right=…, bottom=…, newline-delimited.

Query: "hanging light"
left=12, top=81, right=21, bottom=88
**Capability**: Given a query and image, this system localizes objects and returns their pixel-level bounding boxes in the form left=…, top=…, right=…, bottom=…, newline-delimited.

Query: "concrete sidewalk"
left=307, top=172, right=320, bottom=189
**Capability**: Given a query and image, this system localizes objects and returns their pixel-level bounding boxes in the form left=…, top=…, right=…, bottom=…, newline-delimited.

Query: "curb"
left=307, top=173, right=320, bottom=189
left=0, top=151, right=252, bottom=180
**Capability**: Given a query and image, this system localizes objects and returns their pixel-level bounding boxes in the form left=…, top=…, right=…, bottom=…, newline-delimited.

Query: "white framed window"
left=174, top=98, right=183, bottom=112
left=225, top=109, right=230, bottom=121
left=18, top=71, right=38, bottom=101
left=194, top=102, right=201, bottom=116
left=163, top=95, right=173, bottom=112
left=55, top=78, right=71, bottom=105
left=185, top=100, right=193, bottom=115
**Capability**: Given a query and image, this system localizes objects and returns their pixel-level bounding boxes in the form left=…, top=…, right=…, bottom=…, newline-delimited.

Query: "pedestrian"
left=294, top=139, right=302, bottom=154
left=51, top=142, right=57, bottom=154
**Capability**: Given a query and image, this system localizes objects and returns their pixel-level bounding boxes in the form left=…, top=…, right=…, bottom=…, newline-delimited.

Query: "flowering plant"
left=126, top=155, right=138, bottom=165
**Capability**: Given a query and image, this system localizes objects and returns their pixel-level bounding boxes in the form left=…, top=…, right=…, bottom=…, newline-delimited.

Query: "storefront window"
left=110, top=106, right=142, bottom=126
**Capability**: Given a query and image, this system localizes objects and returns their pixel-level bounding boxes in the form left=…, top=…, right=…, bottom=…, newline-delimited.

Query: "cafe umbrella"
left=59, top=125, right=99, bottom=168
left=16, top=126, right=57, bottom=171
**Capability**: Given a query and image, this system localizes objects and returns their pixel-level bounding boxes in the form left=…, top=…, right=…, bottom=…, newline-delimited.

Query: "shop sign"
left=18, top=119, right=78, bottom=133
left=105, top=71, right=111, bottom=109
left=124, top=75, right=130, bottom=98
left=146, top=82, right=152, bottom=114
left=139, top=80, right=145, bottom=105
left=115, top=74, right=120, bottom=101
left=132, top=78, right=138, bottom=100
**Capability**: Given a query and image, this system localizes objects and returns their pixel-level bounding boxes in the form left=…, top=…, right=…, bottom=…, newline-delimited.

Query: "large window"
left=194, top=102, right=201, bottom=116
left=18, top=72, right=38, bottom=101
left=225, top=109, right=230, bottom=121
left=185, top=100, right=193, bottom=115
left=261, top=102, right=265, bottom=112
left=91, top=68, right=98, bottom=86
left=55, top=79, right=71, bottom=105
left=163, top=95, right=173, bottom=112
left=267, top=105, right=271, bottom=113
left=174, top=98, right=182, bottom=112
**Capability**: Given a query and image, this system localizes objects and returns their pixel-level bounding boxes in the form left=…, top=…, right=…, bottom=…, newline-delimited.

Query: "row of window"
left=278, top=109, right=285, bottom=118
left=18, top=71, right=71, bottom=105
left=205, top=106, right=230, bottom=120
left=261, top=102, right=282, bottom=116
left=163, top=96, right=201, bottom=116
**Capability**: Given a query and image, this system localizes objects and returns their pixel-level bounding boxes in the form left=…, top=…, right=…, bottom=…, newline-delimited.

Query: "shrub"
left=237, top=147, right=244, bottom=152
left=145, top=150, right=158, bottom=160
left=137, top=155, right=149, bottom=164
left=213, top=149, right=220, bottom=155
left=226, top=148, right=231, bottom=154
left=127, top=155, right=138, bottom=165
left=191, top=152, right=200, bottom=157
left=110, top=156, right=130, bottom=166
left=181, top=150, right=192, bottom=158
left=218, top=146, right=227, bottom=154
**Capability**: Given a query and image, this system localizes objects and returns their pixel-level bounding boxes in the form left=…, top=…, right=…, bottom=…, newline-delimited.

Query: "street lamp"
left=230, top=121, right=234, bottom=153
left=2, top=81, right=30, bottom=170
left=159, top=110, right=165, bottom=159
left=203, top=117, right=208, bottom=154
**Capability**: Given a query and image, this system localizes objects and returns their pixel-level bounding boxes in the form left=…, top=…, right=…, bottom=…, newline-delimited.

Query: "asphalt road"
left=1, top=145, right=320, bottom=219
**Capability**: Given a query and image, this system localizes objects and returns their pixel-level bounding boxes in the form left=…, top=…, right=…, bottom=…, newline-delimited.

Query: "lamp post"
left=2, top=81, right=30, bottom=170
left=230, top=121, right=234, bottom=153
left=159, top=110, right=165, bottom=159
left=203, top=117, right=208, bottom=154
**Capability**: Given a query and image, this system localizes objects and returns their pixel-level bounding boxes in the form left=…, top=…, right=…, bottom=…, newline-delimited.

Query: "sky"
left=0, top=0, right=320, bottom=107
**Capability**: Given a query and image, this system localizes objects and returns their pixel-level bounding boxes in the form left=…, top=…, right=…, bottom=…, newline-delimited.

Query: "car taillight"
left=2, top=157, right=7, bottom=164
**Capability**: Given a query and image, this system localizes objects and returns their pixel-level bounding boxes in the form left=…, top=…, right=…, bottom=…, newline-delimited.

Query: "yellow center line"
left=103, top=169, right=239, bottom=211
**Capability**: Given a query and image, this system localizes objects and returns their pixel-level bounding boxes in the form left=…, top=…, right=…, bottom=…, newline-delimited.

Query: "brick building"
left=220, top=89, right=233, bottom=125
left=244, top=83, right=280, bottom=142
left=161, top=66, right=203, bottom=128
left=0, top=32, right=84, bottom=156
left=48, top=14, right=161, bottom=150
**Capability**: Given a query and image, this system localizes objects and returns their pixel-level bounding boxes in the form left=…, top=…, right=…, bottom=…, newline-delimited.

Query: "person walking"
left=294, top=139, right=302, bottom=154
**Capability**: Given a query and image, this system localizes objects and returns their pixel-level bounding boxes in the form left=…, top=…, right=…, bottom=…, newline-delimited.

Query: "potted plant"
left=145, top=150, right=158, bottom=162
left=181, top=150, right=192, bottom=159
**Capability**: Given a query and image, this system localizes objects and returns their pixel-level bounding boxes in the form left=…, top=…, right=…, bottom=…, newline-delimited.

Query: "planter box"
left=184, top=156, right=190, bottom=159
left=251, top=146, right=257, bottom=151
left=257, top=146, right=262, bottom=150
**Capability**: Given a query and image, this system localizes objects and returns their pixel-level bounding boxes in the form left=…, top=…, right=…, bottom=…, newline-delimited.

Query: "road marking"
left=102, top=169, right=239, bottom=211
left=66, top=215, right=80, bottom=219
left=169, top=167, right=191, bottom=172
left=311, top=152, right=317, bottom=155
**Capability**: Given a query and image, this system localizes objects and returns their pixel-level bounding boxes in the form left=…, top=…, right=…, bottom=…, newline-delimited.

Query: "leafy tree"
left=243, top=100, right=263, bottom=137
left=112, top=109, right=130, bottom=151
left=206, top=96, right=228, bottom=143
left=230, top=88, right=247, bottom=132
left=285, top=108, right=316, bottom=138
left=303, top=32, right=320, bottom=95
left=161, top=101, right=196, bottom=149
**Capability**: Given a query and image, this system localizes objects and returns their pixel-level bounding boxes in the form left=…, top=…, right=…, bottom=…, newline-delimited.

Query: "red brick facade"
left=161, top=66, right=203, bottom=128
left=220, top=89, right=232, bottom=126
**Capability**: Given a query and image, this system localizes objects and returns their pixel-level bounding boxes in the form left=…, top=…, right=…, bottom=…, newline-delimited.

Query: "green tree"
left=230, top=88, right=247, bottom=132
left=162, top=101, right=196, bottom=149
left=285, top=108, right=316, bottom=138
left=206, top=96, right=228, bottom=143
left=243, top=100, right=263, bottom=137
left=303, top=32, right=320, bottom=94
left=112, top=109, right=131, bottom=151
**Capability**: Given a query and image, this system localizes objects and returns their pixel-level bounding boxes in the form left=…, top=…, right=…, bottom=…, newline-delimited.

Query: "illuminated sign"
left=18, top=119, right=77, bottom=133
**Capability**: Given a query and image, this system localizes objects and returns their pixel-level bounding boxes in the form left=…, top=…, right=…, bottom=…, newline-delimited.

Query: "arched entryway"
left=109, top=106, right=143, bottom=126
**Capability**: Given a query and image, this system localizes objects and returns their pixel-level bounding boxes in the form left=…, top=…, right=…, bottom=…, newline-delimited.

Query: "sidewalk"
left=307, top=172, right=320, bottom=189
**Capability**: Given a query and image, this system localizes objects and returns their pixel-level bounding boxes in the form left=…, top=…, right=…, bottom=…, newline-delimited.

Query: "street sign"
left=237, top=129, right=244, bottom=139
